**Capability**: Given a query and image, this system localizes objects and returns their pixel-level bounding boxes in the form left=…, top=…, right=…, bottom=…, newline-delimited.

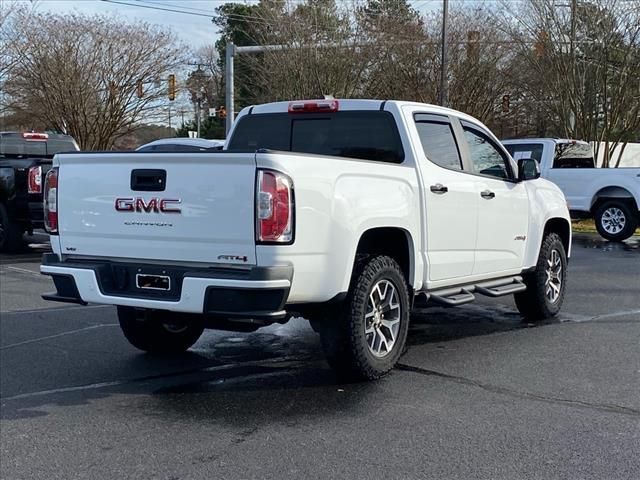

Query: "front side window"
left=414, top=120, right=462, bottom=170
left=463, top=127, right=512, bottom=180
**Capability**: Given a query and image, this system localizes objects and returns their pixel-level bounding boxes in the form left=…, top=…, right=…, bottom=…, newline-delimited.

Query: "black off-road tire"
left=594, top=200, right=638, bottom=242
left=0, top=203, right=25, bottom=253
left=515, top=233, right=567, bottom=321
left=117, top=307, right=204, bottom=353
left=319, top=255, right=410, bottom=381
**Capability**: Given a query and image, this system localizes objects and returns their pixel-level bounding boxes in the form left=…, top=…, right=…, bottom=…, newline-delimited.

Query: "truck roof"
left=245, top=99, right=484, bottom=126
left=502, top=138, right=590, bottom=146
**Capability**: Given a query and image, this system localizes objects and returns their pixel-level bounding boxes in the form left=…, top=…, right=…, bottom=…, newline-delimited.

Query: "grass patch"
left=571, top=219, right=598, bottom=233
left=571, top=218, right=639, bottom=235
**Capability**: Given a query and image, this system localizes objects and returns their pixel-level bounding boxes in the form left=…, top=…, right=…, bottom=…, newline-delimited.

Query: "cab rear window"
left=227, top=111, right=404, bottom=163
left=0, top=134, right=79, bottom=158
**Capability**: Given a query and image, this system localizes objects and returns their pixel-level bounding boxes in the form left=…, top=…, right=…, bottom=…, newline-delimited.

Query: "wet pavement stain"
left=573, top=233, right=639, bottom=251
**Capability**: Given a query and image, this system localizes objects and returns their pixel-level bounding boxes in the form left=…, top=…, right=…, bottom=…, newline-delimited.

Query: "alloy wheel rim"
left=601, top=207, right=626, bottom=235
left=545, top=248, right=563, bottom=304
left=365, top=279, right=401, bottom=358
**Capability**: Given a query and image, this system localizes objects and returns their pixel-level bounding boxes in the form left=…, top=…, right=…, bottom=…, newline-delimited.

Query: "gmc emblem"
left=115, top=197, right=182, bottom=213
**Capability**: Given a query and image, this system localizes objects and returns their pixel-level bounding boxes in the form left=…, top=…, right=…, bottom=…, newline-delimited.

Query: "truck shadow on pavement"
left=1, top=302, right=567, bottom=423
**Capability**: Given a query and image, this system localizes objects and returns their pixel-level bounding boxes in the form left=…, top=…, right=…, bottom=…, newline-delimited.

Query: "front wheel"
left=515, top=233, right=567, bottom=321
left=319, top=255, right=410, bottom=381
left=594, top=200, right=638, bottom=242
left=117, top=307, right=204, bottom=353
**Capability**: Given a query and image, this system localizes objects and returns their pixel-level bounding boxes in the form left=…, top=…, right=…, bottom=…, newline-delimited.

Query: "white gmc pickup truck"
left=503, top=138, right=640, bottom=242
left=41, top=99, right=572, bottom=380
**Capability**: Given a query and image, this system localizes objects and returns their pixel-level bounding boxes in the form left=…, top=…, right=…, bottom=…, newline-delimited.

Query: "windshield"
left=227, top=111, right=405, bottom=163
left=504, top=143, right=545, bottom=162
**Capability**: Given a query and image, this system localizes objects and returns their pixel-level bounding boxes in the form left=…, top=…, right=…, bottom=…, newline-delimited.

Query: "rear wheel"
left=0, top=204, right=25, bottom=253
left=594, top=200, right=637, bottom=242
left=319, top=255, right=410, bottom=381
left=117, top=307, right=204, bottom=353
left=515, top=233, right=567, bottom=321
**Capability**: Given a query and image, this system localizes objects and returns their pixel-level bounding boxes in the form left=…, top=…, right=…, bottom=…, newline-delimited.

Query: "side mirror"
left=518, top=158, right=540, bottom=181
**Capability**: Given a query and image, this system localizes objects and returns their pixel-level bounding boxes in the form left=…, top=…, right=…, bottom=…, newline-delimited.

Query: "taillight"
left=22, top=132, right=49, bottom=140
left=44, top=168, right=58, bottom=234
left=288, top=99, right=339, bottom=113
left=28, top=166, right=42, bottom=194
left=256, top=170, right=294, bottom=243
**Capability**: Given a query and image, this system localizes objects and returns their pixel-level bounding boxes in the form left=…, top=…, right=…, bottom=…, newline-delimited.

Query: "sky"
left=24, top=0, right=228, bottom=49
left=22, top=0, right=446, bottom=51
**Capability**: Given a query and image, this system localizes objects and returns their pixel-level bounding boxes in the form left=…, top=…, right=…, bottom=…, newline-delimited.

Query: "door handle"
left=430, top=184, right=448, bottom=194
left=480, top=190, right=495, bottom=199
left=131, top=169, right=166, bottom=192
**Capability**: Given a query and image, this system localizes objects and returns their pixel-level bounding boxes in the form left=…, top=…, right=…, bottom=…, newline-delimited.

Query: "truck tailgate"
left=55, top=152, right=257, bottom=265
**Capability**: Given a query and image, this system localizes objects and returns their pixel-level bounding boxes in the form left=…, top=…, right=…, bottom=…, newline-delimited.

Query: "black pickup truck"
left=0, top=132, right=79, bottom=252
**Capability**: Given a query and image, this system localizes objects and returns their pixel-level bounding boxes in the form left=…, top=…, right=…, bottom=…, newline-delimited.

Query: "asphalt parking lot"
left=1, top=233, right=639, bottom=480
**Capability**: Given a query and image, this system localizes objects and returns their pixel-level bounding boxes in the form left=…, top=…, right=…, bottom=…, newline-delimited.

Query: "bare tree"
left=3, top=11, right=185, bottom=150
left=356, top=0, right=438, bottom=103
left=0, top=0, right=39, bottom=124
left=502, top=0, right=640, bottom=166
left=242, top=0, right=368, bottom=102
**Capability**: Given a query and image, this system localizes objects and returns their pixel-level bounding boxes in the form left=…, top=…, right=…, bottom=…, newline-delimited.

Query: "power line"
left=100, top=0, right=214, bottom=18
left=134, top=0, right=214, bottom=15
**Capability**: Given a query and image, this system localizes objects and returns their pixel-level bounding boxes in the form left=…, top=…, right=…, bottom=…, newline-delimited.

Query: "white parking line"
left=0, top=324, right=119, bottom=350
left=1, top=304, right=111, bottom=316
left=591, top=309, right=640, bottom=321
left=2, top=265, right=42, bottom=276
left=0, top=357, right=308, bottom=401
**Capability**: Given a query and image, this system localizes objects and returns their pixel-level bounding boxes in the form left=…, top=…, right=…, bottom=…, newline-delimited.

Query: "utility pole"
left=196, top=93, right=202, bottom=138
left=570, top=0, right=577, bottom=57
left=570, top=0, right=577, bottom=137
left=225, top=42, right=235, bottom=136
left=439, top=0, right=449, bottom=108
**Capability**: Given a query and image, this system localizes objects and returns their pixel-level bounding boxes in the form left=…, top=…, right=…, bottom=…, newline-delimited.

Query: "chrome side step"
left=415, top=276, right=526, bottom=308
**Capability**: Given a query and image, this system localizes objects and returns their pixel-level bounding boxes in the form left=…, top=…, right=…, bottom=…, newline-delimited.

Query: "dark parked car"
left=0, top=132, right=79, bottom=252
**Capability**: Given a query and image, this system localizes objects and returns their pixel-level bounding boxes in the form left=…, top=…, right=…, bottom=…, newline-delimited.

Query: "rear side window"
left=414, top=119, right=462, bottom=170
left=554, top=143, right=595, bottom=168
left=227, top=111, right=404, bottom=163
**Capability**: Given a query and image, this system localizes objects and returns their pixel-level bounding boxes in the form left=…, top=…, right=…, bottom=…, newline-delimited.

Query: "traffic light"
left=136, top=79, right=143, bottom=99
left=502, top=95, right=510, bottom=113
left=168, top=74, right=176, bottom=101
left=218, top=106, right=227, bottom=119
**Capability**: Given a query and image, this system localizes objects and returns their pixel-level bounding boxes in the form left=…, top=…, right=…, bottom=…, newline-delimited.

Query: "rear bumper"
left=40, top=254, right=292, bottom=318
